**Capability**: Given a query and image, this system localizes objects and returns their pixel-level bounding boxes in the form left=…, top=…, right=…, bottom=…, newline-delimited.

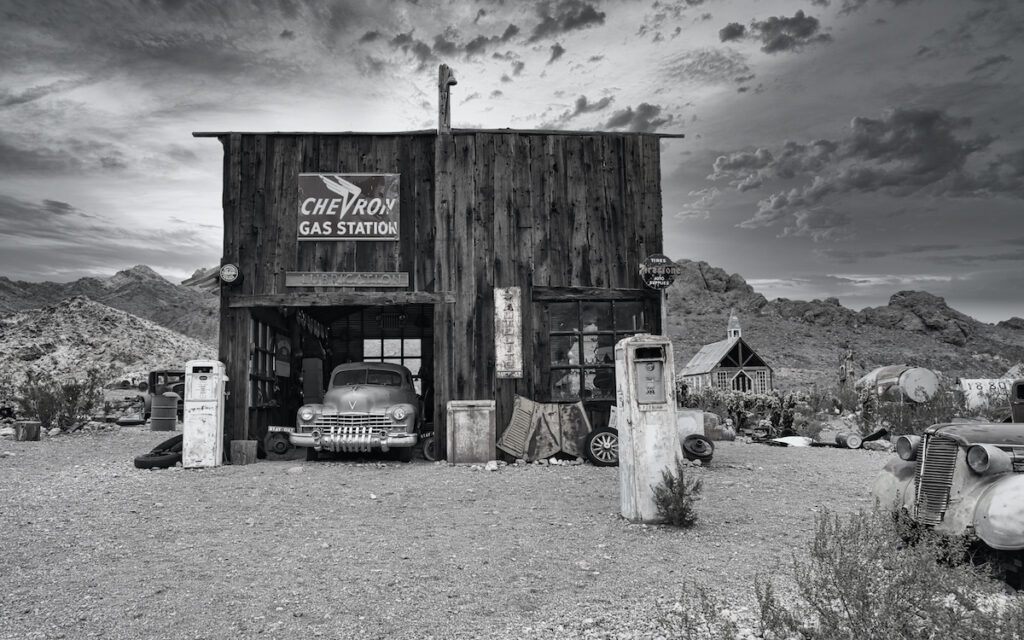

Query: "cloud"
left=968, top=54, right=1011, bottom=75
left=718, top=23, right=746, bottom=42
left=529, top=0, right=606, bottom=42
left=547, top=43, right=566, bottom=64
left=0, top=193, right=220, bottom=279
left=661, top=48, right=752, bottom=85
left=512, top=60, right=525, bottom=75
left=782, top=208, right=851, bottom=241
left=604, top=103, right=673, bottom=132
left=676, top=187, right=720, bottom=219
left=390, top=31, right=435, bottom=70
left=708, top=107, right=1024, bottom=240
left=490, top=90, right=504, bottom=99
left=719, top=10, right=832, bottom=53
left=0, top=78, right=92, bottom=108
left=359, top=30, right=382, bottom=43
left=279, top=29, right=295, bottom=40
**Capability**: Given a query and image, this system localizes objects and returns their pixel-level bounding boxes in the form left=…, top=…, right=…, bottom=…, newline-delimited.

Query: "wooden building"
left=194, top=81, right=681, bottom=457
left=680, top=309, right=773, bottom=394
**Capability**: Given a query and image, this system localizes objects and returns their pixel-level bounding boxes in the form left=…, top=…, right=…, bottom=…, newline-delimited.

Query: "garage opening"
left=247, top=304, right=434, bottom=446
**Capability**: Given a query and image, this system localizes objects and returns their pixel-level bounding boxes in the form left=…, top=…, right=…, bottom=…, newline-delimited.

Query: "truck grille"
left=302, top=413, right=390, bottom=435
left=913, top=435, right=958, bottom=526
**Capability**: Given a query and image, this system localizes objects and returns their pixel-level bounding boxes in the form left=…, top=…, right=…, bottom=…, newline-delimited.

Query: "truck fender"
left=974, top=474, right=1024, bottom=551
left=872, top=457, right=916, bottom=513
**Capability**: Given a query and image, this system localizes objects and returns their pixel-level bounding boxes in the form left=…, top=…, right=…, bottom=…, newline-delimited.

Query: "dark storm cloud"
left=547, top=43, right=566, bottom=64
left=0, top=134, right=129, bottom=175
left=279, top=29, right=295, bottom=40
left=0, top=78, right=92, bottom=108
left=512, top=60, right=525, bottom=75
left=604, top=103, right=673, bottom=133
left=529, top=0, right=606, bottom=42
left=662, top=48, right=752, bottom=85
left=968, top=55, right=1011, bottom=75
left=718, top=10, right=830, bottom=53
left=360, top=30, right=382, bottom=43
left=718, top=23, right=746, bottom=42
left=390, top=31, right=435, bottom=70
left=708, top=107, right=1024, bottom=239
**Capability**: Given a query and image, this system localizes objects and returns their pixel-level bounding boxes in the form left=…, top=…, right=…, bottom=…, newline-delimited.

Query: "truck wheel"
left=421, top=435, right=439, bottom=462
left=682, top=434, right=714, bottom=463
left=265, top=432, right=290, bottom=455
left=585, top=428, right=619, bottom=467
left=150, top=434, right=183, bottom=453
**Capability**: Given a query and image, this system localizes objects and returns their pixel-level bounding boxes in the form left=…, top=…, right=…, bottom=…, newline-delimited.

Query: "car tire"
left=150, top=434, right=183, bottom=453
left=585, top=428, right=619, bottom=467
left=134, top=451, right=181, bottom=469
left=265, top=432, right=290, bottom=455
left=682, top=434, right=714, bottom=462
left=421, top=435, right=439, bottom=462
left=394, top=447, right=414, bottom=463
left=305, top=447, right=319, bottom=462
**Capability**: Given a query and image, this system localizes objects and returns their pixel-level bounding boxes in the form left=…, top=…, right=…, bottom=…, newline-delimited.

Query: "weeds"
left=658, top=509, right=1024, bottom=639
left=652, top=457, right=702, bottom=528
left=15, top=369, right=104, bottom=429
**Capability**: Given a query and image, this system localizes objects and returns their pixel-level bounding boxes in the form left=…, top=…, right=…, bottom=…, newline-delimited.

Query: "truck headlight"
left=390, top=406, right=408, bottom=422
left=967, top=444, right=1013, bottom=475
left=896, top=435, right=921, bottom=461
left=299, top=407, right=315, bottom=422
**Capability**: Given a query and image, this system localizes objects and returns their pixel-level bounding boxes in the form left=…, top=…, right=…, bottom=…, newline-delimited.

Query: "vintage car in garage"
left=290, top=362, right=421, bottom=462
left=873, top=379, right=1024, bottom=582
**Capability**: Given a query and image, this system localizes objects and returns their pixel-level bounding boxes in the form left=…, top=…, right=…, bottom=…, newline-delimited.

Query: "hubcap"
left=590, top=432, right=618, bottom=463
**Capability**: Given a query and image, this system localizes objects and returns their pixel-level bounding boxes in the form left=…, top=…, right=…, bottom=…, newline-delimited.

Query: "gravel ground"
left=0, top=428, right=891, bottom=640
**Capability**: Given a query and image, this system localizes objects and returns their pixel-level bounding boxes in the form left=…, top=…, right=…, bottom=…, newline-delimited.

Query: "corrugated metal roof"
left=680, top=337, right=738, bottom=376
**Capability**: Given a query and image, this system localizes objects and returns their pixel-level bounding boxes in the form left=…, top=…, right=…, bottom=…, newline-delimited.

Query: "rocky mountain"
left=665, top=259, right=1024, bottom=390
left=0, top=297, right=215, bottom=390
left=0, top=265, right=218, bottom=344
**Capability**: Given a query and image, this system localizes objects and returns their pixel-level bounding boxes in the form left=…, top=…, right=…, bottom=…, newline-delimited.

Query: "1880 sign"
left=639, top=254, right=683, bottom=290
left=297, top=173, right=400, bottom=241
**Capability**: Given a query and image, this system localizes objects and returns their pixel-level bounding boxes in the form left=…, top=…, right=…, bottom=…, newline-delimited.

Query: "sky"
left=0, top=0, right=1022, bottom=322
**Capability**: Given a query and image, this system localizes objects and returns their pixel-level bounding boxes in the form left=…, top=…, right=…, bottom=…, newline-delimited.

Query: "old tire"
left=682, top=434, right=714, bottom=463
left=585, top=428, right=619, bottom=467
left=305, top=447, right=319, bottom=462
left=394, top=447, right=414, bottom=463
left=134, top=451, right=181, bottom=469
left=264, top=432, right=290, bottom=455
left=421, top=435, right=439, bottom=462
left=150, top=434, right=183, bottom=453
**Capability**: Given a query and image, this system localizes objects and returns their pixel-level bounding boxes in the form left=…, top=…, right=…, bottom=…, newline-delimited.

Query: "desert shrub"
left=658, top=509, right=1024, bottom=639
left=790, top=399, right=824, bottom=440
left=857, top=381, right=1007, bottom=436
left=15, top=369, right=104, bottom=430
left=754, top=509, right=1024, bottom=639
left=652, top=457, right=702, bottom=528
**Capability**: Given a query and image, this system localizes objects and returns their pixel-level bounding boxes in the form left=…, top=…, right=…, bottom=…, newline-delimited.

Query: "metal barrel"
left=150, top=392, right=178, bottom=431
left=835, top=432, right=863, bottom=449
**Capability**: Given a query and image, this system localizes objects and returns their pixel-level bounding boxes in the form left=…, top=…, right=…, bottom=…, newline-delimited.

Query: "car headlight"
left=966, top=444, right=1012, bottom=475
left=390, top=406, right=408, bottom=422
left=299, top=407, right=315, bottom=422
left=896, top=435, right=921, bottom=461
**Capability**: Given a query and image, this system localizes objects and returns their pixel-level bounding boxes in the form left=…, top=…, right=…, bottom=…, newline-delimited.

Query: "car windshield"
left=332, top=368, right=404, bottom=388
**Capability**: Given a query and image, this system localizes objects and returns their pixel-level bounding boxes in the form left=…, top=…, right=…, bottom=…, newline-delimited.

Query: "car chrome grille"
left=313, top=413, right=390, bottom=431
left=913, top=435, right=958, bottom=526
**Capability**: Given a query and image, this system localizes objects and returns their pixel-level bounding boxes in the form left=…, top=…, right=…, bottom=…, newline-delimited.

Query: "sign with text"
left=285, top=271, right=410, bottom=288
left=297, top=173, right=400, bottom=241
left=639, top=254, right=683, bottom=290
left=494, top=287, right=523, bottom=379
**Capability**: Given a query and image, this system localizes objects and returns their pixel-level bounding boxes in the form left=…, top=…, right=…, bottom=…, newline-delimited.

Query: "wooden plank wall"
left=435, top=132, right=663, bottom=444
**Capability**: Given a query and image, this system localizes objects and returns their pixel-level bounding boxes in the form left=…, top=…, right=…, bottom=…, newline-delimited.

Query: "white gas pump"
left=183, top=359, right=228, bottom=468
left=615, top=334, right=679, bottom=523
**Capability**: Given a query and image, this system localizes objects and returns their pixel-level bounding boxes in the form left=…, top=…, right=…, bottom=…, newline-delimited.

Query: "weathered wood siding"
left=434, top=132, right=663, bottom=443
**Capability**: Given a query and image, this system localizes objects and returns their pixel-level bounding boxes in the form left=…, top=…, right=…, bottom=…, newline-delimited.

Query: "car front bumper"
left=289, top=429, right=417, bottom=453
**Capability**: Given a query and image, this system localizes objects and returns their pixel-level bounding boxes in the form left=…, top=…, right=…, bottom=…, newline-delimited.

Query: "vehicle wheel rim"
left=590, top=432, right=618, bottom=463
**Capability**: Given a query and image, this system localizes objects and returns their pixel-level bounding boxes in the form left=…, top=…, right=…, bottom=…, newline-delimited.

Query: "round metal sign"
left=639, top=254, right=683, bottom=290
left=219, top=263, right=240, bottom=284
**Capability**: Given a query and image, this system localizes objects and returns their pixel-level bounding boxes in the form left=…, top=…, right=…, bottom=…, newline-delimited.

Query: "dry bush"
left=658, top=509, right=1024, bottom=639
left=652, top=457, right=703, bottom=528
left=15, top=369, right=104, bottom=430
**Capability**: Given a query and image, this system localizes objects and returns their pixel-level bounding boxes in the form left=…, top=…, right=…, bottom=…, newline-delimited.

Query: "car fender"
left=974, top=474, right=1024, bottom=551
left=872, top=457, right=916, bottom=513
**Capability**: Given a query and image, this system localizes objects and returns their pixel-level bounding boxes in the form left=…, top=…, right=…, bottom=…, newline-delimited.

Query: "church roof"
left=679, top=336, right=771, bottom=376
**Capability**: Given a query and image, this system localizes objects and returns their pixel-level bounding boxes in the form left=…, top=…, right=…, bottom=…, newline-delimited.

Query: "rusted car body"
left=290, top=362, right=420, bottom=461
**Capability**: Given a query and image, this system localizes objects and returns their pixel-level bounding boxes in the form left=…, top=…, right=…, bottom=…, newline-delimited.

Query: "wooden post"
left=437, top=64, right=457, bottom=134
left=14, top=421, right=41, bottom=441
left=230, top=440, right=258, bottom=465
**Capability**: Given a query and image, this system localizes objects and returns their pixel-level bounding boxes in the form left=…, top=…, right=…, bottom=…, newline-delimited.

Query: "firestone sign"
left=297, top=173, right=400, bottom=241
left=639, top=254, right=683, bottom=290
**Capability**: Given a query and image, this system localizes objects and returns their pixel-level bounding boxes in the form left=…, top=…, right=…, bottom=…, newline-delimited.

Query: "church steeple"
left=727, top=308, right=741, bottom=339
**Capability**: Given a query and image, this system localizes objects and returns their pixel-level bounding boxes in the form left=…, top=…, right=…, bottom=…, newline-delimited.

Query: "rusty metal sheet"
left=558, top=402, right=592, bottom=457
left=526, top=404, right=561, bottom=460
